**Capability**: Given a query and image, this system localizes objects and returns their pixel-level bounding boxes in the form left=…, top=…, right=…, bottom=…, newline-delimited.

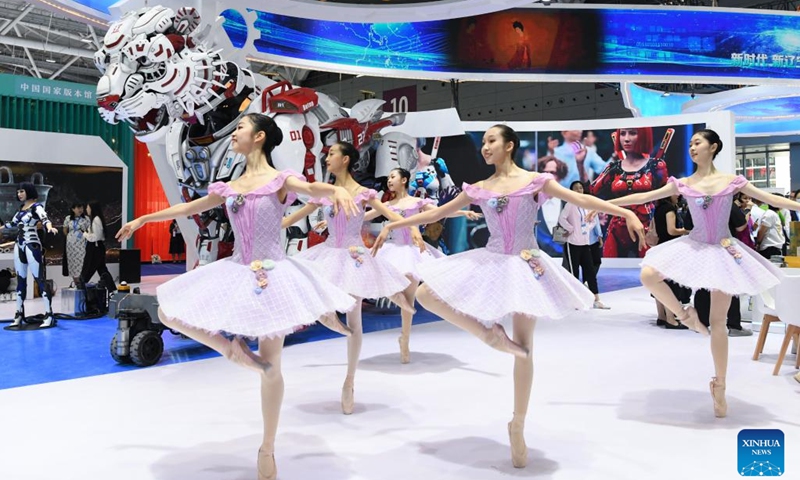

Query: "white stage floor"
left=1, top=285, right=798, bottom=480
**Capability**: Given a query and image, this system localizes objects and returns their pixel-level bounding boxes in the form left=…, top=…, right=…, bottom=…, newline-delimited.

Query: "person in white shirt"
left=558, top=181, right=609, bottom=309
left=754, top=201, right=785, bottom=259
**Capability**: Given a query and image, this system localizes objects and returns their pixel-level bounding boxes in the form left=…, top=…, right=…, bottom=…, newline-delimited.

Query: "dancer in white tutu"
left=284, top=142, right=425, bottom=414
left=362, top=167, right=482, bottom=363
left=116, top=113, right=358, bottom=480
left=610, top=128, right=799, bottom=418
left=371, top=124, right=645, bottom=468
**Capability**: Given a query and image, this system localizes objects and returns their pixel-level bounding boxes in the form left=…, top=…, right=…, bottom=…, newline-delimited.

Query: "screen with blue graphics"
left=65, top=0, right=118, bottom=15
left=220, top=6, right=800, bottom=82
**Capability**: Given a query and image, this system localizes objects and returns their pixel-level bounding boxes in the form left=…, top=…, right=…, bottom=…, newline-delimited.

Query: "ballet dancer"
left=371, top=124, right=646, bottom=468
left=362, top=167, right=482, bottom=363
left=610, top=128, right=798, bottom=418
left=116, top=113, right=359, bottom=480
left=283, top=142, right=425, bottom=414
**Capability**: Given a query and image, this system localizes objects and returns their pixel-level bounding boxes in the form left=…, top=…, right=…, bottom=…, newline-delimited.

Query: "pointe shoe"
left=398, top=335, right=410, bottom=364
left=341, top=380, right=355, bottom=415
left=484, top=324, right=529, bottom=358
left=678, top=305, right=709, bottom=336
left=319, top=313, right=352, bottom=336
left=709, top=377, right=727, bottom=418
left=257, top=448, right=277, bottom=480
left=508, top=420, right=527, bottom=468
left=225, top=337, right=271, bottom=374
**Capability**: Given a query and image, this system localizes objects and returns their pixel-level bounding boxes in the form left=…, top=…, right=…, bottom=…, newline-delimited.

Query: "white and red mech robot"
left=94, top=5, right=422, bottom=265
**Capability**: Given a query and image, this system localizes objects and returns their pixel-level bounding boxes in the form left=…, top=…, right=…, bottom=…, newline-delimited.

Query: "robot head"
left=95, top=6, right=207, bottom=141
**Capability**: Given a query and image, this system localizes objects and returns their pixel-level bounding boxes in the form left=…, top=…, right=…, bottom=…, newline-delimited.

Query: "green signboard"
left=0, top=73, right=96, bottom=106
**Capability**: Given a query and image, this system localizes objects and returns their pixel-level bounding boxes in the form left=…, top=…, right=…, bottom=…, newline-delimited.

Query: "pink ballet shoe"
left=484, top=324, right=529, bottom=358
left=225, top=337, right=271, bottom=374
left=341, top=378, right=355, bottom=415
left=257, top=448, right=277, bottom=480
left=709, top=377, right=727, bottom=418
left=678, top=305, right=709, bottom=336
left=398, top=335, right=410, bottom=364
left=508, top=416, right=527, bottom=468
left=319, top=313, right=352, bottom=336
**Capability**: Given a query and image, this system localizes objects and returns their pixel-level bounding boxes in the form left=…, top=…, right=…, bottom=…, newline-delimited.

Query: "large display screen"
left=221, top=6, right=800, bottom=83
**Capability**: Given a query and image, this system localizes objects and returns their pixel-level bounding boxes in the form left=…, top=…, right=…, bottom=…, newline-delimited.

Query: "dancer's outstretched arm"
left=740, top=183, right=800, bottom=212
left=371, top=193, right=472, bottom=254
left=116, top=193, right=224, bottom=241
left=422, top=203, right=483, bottom=220
left=363, top=209, right=382, bottom=223
left=367, top=197, right=426, bottom=252
left=281, top=203, right=318, bottom=229
left=607, top=183, right=678, bottom=207
left=543, top=179, right=647, bottom=248
left=365, top=202, right=481, bottom=223
left=284, top=177, right=359, bottom=218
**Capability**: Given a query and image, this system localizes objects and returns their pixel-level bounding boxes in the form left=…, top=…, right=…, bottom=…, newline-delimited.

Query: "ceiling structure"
left=0, top=0, right=795, bottom=89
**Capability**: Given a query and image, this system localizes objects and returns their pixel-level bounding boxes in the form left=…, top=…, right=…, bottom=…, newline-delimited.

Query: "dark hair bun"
left=264, top=120, right=283, bottom=151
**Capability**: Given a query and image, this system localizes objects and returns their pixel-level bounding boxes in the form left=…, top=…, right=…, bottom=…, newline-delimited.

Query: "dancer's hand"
left=626, top=213, right=646, bottom=250
left=371, top=225, right=391, bottom=256
left=116, top=218, right=144, bottom=241
left=47, top=225, right=58, bottom=235
left=331, top=187, right=359, bottom=219
left=411, top=229, right=426, bottom=253
left=464, top=210, right=483, bottom=221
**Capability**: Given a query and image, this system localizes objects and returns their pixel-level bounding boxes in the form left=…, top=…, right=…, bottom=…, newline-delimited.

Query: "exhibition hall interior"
left=1, top=0, right=799, bottom=479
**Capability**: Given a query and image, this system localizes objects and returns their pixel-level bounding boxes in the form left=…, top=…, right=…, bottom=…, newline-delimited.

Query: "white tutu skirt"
left=296, top=244, right=410, bottom=299
left=157, top=257, right=356, bottom=338
left=377, top=242, right=444, bottom=282
left=418, top=248, right=594, bottom=326
left=641, top=236, right=782, bottom=295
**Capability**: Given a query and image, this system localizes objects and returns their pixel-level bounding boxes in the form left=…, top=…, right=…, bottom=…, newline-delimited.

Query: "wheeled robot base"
left=108, top=287, right=171, bottom=367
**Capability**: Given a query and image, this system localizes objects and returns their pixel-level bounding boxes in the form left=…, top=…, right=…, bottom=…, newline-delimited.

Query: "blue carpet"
left=0, top=268, right=640, bottom=390
left=141, top=262, right=188, bottom=276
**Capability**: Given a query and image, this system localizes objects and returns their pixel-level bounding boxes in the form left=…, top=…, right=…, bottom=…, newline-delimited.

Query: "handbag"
left=645, top=205, right=659, bottom=247
left=552, top=225, right=569, bottom=244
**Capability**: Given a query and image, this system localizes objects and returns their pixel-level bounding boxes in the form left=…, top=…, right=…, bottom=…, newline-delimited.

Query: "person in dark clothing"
left=652, top=194, right=690, bottom=329
left=79, top=201, right=116, bottom=291
left=685, top=201, right=753, bottom=336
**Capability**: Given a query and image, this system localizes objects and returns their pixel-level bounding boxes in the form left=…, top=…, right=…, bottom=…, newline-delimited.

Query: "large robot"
left=93, top=5, right=417, bottom=264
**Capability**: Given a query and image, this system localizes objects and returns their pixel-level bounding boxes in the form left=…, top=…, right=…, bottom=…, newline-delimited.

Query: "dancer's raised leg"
left=416, top=284, right=528, bottom=358
left=157, top=307, right=269, bottom=373
left=509, top=315, right=536, bottom=468
left=641, top=266, right=707, bottom=335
